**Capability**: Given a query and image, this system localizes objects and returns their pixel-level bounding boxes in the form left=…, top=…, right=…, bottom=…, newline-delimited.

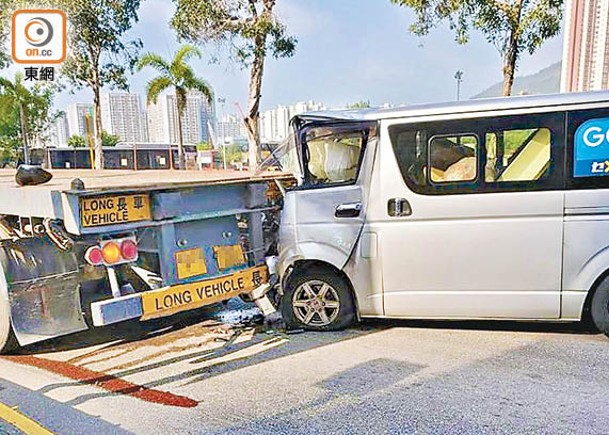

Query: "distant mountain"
left=473, top=62, right=562, bottom=98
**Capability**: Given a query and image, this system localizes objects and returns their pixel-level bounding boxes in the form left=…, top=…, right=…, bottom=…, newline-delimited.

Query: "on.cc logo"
left=11, top=9, right=66, bottom=64
left=24, top=17, right=54, bottom=47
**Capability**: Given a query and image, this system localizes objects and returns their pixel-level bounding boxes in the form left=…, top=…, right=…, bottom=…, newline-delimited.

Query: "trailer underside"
left=0, top=169, right=288, bottom=352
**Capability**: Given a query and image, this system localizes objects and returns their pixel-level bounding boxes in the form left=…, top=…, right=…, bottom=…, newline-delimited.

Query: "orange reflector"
left=101, top=242, right=122, bottom=264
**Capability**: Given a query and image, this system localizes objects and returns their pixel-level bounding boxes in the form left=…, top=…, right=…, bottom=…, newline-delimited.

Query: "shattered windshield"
left=257, top=130, right=304, bottom=184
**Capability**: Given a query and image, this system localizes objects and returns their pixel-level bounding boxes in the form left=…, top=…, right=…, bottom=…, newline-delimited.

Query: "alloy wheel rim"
left=292, top=280, right=340, bottom=326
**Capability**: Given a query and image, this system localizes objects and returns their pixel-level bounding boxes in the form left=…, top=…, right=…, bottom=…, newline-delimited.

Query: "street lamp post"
left=218, top=97, right=227, bottom=170
left=454, top=70, right=464, bottom=101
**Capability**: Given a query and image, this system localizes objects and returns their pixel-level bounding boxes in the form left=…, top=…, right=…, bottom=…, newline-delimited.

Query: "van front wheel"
left=590, top=276, right=609, bottom=336
left=281, top=268, right=355, bottom=331
left=0, top=295, right=17, bottom=354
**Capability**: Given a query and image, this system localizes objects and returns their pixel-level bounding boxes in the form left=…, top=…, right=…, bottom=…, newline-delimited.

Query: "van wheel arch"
left=281, top=260, right=360, bottom=329
left=284, top=261, right=359, bottom=308
left=0, top=262, right=17, bottom=353
left=583, top=270, right=609, bottom=333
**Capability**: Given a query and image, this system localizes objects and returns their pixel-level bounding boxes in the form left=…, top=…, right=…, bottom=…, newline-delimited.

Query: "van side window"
left=429, top=135, right=477, bottom=183
left=389, top=113, right=565, bottom=194
left=303, top=125, right=372, bottom=186
left=485, top=128, right=551, bottom=183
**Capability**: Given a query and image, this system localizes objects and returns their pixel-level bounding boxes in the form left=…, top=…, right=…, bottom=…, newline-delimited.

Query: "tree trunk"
left=92, top=83, right=104, bottom=169
left=18, top=104, right=30, bottom=165
left=502, top=2, right=524, bottom=97
left=502, top=52, right=516, bottom=96
left=176, top=90, right=186, bottom=170
left=245, top=37, right=265, bottom=172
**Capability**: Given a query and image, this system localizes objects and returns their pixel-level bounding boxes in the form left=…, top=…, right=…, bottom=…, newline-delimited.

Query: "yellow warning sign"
left=80, top=194, right=151, bottom=227
left=175, top=248, right=207, bottom=279
left=214, top=245, right=245, bottom=270
left=141, top=265, right=269, bottom=320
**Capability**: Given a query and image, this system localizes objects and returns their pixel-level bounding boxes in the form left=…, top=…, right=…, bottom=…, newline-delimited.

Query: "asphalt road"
left=0, top=306, right=607, bottom=434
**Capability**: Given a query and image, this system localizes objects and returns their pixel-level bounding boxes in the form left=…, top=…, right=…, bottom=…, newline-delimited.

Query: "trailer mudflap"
left=0, top=237, right=88, bottom=346
left=91, top=265, right=269, bottom=326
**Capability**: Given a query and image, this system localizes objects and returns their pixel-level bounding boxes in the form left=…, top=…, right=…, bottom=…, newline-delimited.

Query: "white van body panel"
left=278, top=185, right=364, bottom=276
left=562, top=191, right=609, bottom=318
left=370, top=121, right=564, bottom=319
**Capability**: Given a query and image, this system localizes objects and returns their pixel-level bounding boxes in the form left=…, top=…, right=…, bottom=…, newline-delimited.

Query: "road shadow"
left=21, top=307, right=598, bottom=357
left=16, top=302, right=251, bottom=355
left=6, top=302, right=604, bottom=411
left=364, top=317, right=600, bottom=336
left=9, top=298, right=380, bottom=408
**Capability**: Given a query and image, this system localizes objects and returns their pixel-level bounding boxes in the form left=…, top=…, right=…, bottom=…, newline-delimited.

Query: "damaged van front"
left=264, top=114, right=378, bottom=330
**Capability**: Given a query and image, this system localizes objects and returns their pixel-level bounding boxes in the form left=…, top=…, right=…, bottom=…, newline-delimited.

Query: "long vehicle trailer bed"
left=0, top=169, right=285, bottom=219
left=0, top=169, right=289, bottom=352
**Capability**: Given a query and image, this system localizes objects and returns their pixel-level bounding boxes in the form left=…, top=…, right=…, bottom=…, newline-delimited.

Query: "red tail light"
left=84, top=246, right=103, bottom=265
left=121, top=239, right=138, bottom=261
left=85, top=237, right=138, bottom=266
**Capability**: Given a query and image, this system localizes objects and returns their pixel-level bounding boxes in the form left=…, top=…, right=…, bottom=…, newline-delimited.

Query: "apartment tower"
left=100, top=92, right=148, bottom=143
left=561, top=0, right=609, bottom=92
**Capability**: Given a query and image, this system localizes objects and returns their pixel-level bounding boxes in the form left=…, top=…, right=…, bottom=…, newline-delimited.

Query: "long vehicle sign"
left=80, top=194, right=152, bottom=227
left=140, top=265, right=269, bottom=320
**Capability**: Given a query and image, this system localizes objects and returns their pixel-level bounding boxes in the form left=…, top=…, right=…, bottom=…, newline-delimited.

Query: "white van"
left=274, top=92, right=609, bottom=336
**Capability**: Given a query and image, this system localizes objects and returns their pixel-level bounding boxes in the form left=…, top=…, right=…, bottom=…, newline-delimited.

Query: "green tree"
left=0, top=103, right=21, bottom=167
left=391, top=0, right=562, bottom=96
left=60, top=0, right=142, bottom=168
left=67, top=135, right=86, bottom=148
left=347, top=100, right=371, bottom=109
left=171, top=0, right=297, bottom=171
left=0, top=7, right=14, bottom=69
left=137, top=45, right=214, bottom=170
left=196, top=141, right=212, bottom=151
left=0, top=1, right=35, bottom=68
left=0, top=73, right=55, bottom=164
left=101, top=130, right=120, bottom=147
left=224, top=143, right=244, bottom=166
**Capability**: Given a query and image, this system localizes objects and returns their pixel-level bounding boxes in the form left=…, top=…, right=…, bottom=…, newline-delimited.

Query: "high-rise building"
left=146, top=91, right=215, bottom=144
left=100, top=92, right=147, bottom=143
left=217, top=114, right=248, bottom=143
left=260, top=105, right=290, bottom=142
left=66, top=103, right=93, bottom=138
left=561, top=0, right=609, bottom=92
left=48, top=112, right=69, bottom=147
left=146, top=96, right=171, bottom=143
left=260, top=101, right=326, bottom=142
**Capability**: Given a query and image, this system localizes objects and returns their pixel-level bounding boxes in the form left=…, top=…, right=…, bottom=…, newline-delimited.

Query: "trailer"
left=0, top=169, right=286, bottom=352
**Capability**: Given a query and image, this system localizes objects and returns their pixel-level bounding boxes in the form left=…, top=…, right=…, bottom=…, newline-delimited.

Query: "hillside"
left=473, top=62, right=561, bottom=98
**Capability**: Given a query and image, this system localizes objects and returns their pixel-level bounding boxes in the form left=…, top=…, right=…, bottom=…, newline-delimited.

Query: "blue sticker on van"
left=574, top=118, right=609, bottom=177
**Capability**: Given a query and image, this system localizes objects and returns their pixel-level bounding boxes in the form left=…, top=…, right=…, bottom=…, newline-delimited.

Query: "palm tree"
left=137, top=45, right=214, bottom=170
left=0, top=73, right=51, bottom=165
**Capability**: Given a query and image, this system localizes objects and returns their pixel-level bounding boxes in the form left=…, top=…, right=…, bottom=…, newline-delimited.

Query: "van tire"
left=0, top=296, right=17, bottom=354
left=590, top=276, right=609, bottom=336
left=281, top=267, right=356, bottom=331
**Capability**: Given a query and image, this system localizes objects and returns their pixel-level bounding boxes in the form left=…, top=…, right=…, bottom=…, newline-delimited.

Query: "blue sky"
left=53, top=0, right=564, bottom=112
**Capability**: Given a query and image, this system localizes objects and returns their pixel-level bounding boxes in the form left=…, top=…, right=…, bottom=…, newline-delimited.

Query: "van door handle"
left=335, top=202, right=362, bottom=218
left=388, top=198, right=412, bottom=217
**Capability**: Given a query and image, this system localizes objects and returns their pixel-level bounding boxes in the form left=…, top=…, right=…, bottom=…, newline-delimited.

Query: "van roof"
left=301, top=91, right=609, bottom=122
